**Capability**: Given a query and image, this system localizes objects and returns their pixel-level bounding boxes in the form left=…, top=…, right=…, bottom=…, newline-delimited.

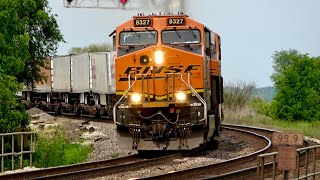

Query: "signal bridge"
left=63, top=0, right=185, bottom=12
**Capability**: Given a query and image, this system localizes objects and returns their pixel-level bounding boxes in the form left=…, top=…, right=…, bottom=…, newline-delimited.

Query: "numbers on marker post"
left=272, top=132, right=304, bottom=146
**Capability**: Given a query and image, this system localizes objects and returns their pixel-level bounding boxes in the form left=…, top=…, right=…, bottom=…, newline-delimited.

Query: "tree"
left=0, top=70, right=29, bottom=132
left=13, top=0, right=64, bottom=87
left=271, top=50, right=320, bottom=121
left=68, top=43, right=112, bottom=54
left=0, top=0, right=63, bottom=132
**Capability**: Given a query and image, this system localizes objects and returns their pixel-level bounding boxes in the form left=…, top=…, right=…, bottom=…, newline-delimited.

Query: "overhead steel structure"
left=63, top=0, right=185, bottom=12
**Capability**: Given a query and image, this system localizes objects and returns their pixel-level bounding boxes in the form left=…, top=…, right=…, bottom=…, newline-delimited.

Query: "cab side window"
left=210, top=32, right=216, bottom=59
left=218, top=35, right=221, bottom=60
left=205, top=31, right=210, bottom=57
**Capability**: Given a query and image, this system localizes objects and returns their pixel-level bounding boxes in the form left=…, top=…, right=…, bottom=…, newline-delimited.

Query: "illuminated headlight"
left=175, top=92, right=187, bottom=102
left=154, top=50, right=164, bottom=65
left=131, top=93, right=142, bottom=104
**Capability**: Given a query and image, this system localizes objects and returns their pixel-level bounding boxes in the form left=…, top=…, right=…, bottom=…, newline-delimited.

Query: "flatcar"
left=111, top=13, right=223, bottom=150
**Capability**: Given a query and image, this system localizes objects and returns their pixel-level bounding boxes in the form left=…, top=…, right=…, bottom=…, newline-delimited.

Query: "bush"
left=33, top=127, right=92, bottom=168
left=271, top=50, right=320, bottom=121
left=0, top=72, right=29, bottom=133
left=250, top=97, right=272, bottom=117
left=223, top=81, right=256, bottom=111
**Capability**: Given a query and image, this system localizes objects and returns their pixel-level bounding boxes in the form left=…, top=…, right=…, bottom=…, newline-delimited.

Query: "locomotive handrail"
left=113, top=74, right=137, bottom=124
left=173, top=73, right=207, bottom=125
left=113, top=73, right=207, bottom=125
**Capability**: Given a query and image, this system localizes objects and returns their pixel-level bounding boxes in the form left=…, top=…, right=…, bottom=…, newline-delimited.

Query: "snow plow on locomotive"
left=112, top=13, right=223, bottom=151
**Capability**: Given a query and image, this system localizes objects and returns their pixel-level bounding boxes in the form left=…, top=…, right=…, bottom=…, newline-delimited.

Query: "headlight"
left=131, top=93, right=142, bottom=104
left=175, top=92, right=186, bottom=102
left=154, top=50, right=164, bottom=65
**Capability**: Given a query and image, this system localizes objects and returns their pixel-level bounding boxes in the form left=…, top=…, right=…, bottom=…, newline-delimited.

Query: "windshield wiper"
left=144, top=28, right=155, bottom=38
left=130, top=28, right=140, bottom=38
left=174, top=27, right=182, bottom=39
left=189, top=27, right=197, bottom=39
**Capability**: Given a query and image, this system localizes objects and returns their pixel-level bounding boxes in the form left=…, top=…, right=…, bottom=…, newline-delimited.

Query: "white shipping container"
left=91, top=52, right=109, bottom=94
left=52, top=55, right=71, bottom=92
left=71, top=53, right=90, bottom=93
left=108, top=51, right=116, bottom=93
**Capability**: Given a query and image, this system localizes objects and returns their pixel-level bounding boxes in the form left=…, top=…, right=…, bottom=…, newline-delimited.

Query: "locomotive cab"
left=113, top=13, right=223, bottom=150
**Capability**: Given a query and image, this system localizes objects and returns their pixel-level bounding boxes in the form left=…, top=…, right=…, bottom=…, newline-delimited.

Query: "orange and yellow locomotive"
left=112, top=13, right=223, bottom=150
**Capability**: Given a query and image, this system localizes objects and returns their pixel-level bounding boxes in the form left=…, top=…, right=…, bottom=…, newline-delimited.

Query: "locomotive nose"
left=139, top=50, right=164, bottom=66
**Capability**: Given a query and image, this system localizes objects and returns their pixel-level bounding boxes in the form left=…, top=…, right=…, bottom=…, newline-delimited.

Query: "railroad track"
left=138, top=124, right=273, bottom=179
left=0, top=153, right=187, bottom=180
left=2, top=124, right=309, bottom=180
left=49, top=113, right=113, bottom=123
left=1, top=141, right=210, bottom=180
left=0, top=154, right=138, bottom=180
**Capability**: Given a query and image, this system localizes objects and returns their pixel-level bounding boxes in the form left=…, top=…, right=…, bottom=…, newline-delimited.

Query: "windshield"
left=120, top=31, right=157, bottom=46
left=162, top=29, right=201, bottom=44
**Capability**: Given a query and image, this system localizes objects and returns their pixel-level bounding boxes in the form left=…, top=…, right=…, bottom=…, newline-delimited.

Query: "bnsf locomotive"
left=112, top=13, right=223, bottom=151
left=22, top=13, right=223, bottom=151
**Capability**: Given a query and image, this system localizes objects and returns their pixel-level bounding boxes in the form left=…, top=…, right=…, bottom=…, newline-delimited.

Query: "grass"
left=110, top=152, right=121, bottom=158
left=33, top=126, right=92, bottom=168
left=224, top=107, right=320, bottom=139
left=222, top=81, right=320, bottom=139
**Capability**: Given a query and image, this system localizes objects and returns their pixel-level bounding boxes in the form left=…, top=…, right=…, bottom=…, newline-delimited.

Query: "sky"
left=48, top=0, right=320, bottom=87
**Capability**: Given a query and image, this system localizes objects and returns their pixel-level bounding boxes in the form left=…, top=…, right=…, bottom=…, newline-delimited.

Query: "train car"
left=22, top=52, right=116, bottom=118
left=112, top=13, right=223, bottom=151
left=22, top=59, right=52, bottom=108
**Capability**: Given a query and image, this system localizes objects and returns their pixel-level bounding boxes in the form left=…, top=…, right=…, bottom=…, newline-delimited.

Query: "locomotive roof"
left=133, top=13, right=189, bottom=18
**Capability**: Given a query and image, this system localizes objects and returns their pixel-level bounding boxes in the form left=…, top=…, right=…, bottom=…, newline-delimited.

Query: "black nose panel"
left=140, top=55, right=149, bottom=65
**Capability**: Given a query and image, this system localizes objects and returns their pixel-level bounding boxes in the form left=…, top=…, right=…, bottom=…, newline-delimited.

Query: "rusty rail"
left=141, top=125, right=272, bottom=179
left=0, top=153, right=184, bottom=180
left=257, top=145, right=320, bottom=180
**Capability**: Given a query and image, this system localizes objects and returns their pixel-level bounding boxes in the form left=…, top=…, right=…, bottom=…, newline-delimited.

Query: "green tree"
left=68, top=43, right=112, bottom=54
left=14, top=0, right=64, bottom=87
left=0, top=0, right=63, bottom=132
left=271, top=50, right=320, bottom=121
left=0, top=71, right=29, bottom=132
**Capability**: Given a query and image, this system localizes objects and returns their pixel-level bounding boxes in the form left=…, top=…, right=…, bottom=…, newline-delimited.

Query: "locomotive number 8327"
left=111, top=13, right=223, bottom=151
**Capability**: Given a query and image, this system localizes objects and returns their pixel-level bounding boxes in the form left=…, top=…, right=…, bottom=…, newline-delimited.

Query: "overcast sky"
left=48, top=0, right=320, bottom=87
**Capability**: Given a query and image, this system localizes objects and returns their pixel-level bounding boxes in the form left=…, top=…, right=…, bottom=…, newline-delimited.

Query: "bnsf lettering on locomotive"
left=164, top=65, right=184, bottom=73
left=124, top=67, right=142, bottom=74
left=120, top=65, right=200, bottom=81
left=185, top=65, right=200, bottom=72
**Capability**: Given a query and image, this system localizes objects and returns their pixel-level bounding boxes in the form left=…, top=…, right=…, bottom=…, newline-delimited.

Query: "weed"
left=224, top=81, right=255, bottom=111
left=33, top=127, right=92, bottom=168
left=110, top=152, right=120, bottom=158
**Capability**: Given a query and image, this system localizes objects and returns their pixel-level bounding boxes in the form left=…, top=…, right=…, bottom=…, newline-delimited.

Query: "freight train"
left=22, top=13, right=223, bottom=151
left=22, top=52, right=117, bottom=118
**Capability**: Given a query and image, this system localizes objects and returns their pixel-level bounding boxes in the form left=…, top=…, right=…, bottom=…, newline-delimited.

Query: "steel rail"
left=206, top=125, right=310, bottom=180
left=0, top=153, right=185, bottom=180
left=202, top=142, right=312, bottom=179
left=0, top=154, right=139, bottom=180
left=141, top=125, right=272, bottom=179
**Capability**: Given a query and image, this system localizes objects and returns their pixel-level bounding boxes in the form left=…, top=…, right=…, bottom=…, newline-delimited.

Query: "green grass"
left=222, top=81, right=320, bottom=139
left=33, top=127, right=92, bottom=168
left=224, top=108, right=320, bottom=139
